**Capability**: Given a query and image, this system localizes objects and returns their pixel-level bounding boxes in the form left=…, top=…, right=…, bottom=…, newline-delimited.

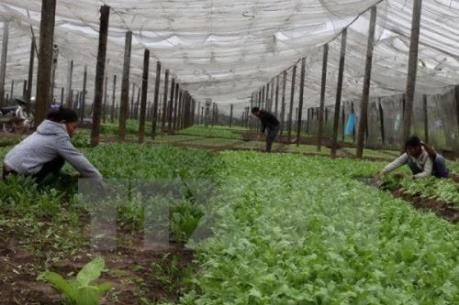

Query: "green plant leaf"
left=76, top=287, right=100, bottom=305
left=76, top=257, right=105, bottom=287
left=38, top=271, right=77, bottom=301
left=96, top=283, right=112, bottom=296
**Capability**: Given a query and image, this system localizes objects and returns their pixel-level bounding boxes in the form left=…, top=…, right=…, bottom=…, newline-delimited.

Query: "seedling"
left=38, top=257, right=112, bottom=305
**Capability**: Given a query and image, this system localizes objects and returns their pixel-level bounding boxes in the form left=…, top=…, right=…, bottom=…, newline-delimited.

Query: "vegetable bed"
left=0, top=138, right=458, bottom=305
left=174, top=153, right=459, bottom=305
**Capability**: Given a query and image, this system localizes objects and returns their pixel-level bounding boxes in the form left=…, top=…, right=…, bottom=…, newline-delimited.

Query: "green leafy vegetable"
left=38, top=257, right=112, bottom=305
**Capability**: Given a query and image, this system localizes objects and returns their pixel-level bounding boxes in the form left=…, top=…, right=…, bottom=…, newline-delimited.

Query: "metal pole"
left=119, top=31, right=132, bottom=141
left=356, top=6, right=377, bottom=158
left=35, top=0, right=56, bottom=125
left=331, top=29, right=347, bottom=158
left=90, top=5, right=110, bottom=146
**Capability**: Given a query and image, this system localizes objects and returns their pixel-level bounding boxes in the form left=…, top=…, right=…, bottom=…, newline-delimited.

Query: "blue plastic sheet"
left=345, top=113, right=356, bottom=136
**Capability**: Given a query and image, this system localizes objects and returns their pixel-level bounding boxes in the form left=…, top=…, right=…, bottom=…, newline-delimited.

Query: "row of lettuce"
left=0, top=140, right=458, bottom=304
left=170, top=152, right=458, bottom=305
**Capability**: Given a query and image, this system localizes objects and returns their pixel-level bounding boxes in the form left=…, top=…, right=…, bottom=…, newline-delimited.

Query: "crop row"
left=169, top=152, right=459, bottom=305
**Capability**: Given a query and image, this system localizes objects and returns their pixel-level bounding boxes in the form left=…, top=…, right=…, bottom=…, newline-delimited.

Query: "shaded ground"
left=241, top=130, right=339, bottom=147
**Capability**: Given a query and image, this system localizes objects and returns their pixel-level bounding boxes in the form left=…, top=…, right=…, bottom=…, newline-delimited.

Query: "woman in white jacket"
left=3, top=107, right=102, bottom=183
left=377, top=136, right=449, bottom=179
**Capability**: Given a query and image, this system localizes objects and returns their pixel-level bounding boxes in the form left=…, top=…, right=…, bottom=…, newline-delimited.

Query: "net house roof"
left=0, top=0, right=458, bottom=112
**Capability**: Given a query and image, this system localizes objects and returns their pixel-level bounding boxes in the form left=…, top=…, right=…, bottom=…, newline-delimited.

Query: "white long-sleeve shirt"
left=382, top=148, right=432, bottom=179
left=15, top=106, right=27, bottom=120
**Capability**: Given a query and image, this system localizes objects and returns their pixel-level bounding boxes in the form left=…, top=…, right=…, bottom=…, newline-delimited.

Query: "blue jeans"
left=432, top=154, right=449, bottom=178
left=408, top=154, right=449, bottom=178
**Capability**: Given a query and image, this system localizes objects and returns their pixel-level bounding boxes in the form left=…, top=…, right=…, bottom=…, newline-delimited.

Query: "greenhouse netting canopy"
left=0, top=0, right=459, bottom=106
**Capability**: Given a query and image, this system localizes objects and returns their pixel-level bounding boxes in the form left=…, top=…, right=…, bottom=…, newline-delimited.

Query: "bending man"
left=251, top=107, right=280, bottom=153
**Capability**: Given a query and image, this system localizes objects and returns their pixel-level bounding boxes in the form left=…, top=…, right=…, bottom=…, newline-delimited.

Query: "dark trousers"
left=266, top=126, right=280, bottom=153
left=33, top=156, right=66, bottom=183
left=3, top=156, right=74, bottom=190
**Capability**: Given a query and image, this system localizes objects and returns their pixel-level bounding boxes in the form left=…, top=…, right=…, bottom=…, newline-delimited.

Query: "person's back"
left=258, top=110, right=279, bottom=131
left=251, top=107, right=280, bottom=152
left=4, top=107, right=101, bottom=182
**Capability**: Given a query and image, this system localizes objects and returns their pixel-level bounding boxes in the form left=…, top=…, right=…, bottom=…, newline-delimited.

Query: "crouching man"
left=3, top=107, right=102, bottom=185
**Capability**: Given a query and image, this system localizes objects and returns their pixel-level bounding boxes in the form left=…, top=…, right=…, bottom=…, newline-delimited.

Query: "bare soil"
left=0, top=221, right=195, bottom=305
left=241, top=130, right=341, bottom=147
left=391, top=189, right=459, bottom=224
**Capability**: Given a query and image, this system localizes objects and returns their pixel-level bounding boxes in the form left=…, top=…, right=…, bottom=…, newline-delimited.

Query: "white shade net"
left=0, top=0, right=458, bottom=116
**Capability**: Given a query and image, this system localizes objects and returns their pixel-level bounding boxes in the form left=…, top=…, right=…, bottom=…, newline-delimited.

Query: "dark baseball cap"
left=14, top=97, right=29, bottom=105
